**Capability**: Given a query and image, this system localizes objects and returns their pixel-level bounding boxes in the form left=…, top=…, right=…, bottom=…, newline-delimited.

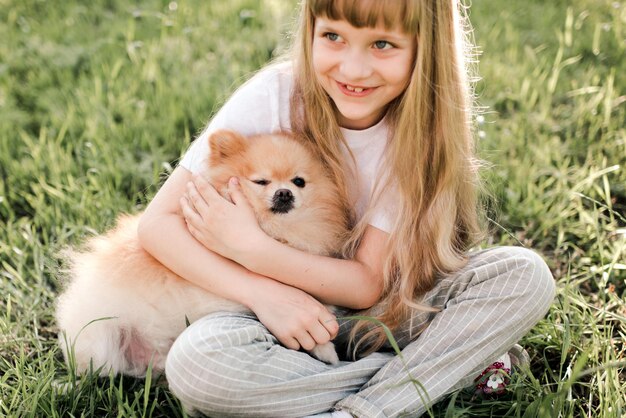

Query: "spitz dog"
left=56, top=130, right=350, bottom=377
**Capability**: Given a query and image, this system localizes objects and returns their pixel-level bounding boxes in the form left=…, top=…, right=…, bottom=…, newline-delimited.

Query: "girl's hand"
left=246, top=279, right=339, bottom=351
left=181, top=175, right=266, bottom=263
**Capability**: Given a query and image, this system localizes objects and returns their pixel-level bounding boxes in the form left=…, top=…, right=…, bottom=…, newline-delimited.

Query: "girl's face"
left=312, top=17, right=416, bottom=130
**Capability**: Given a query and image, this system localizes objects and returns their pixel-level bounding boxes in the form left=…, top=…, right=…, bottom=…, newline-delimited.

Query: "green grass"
left=1, top=0, right=624, bottom=416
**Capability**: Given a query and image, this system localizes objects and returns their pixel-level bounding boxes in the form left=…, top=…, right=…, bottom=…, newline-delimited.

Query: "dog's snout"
left=271, top=188, right=295, bottom=214
left=275, top=189, right=293, bottom=202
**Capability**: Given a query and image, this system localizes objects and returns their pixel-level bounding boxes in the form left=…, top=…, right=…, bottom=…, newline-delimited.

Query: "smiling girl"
left=137, top=1, right=556, bottom=416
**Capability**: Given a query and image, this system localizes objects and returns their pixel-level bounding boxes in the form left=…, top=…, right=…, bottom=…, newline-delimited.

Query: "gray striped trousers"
left=165, top=246, right=556, bottom=417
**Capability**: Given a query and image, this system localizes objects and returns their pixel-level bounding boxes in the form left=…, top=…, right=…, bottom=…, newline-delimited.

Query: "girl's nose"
left=339, top=48, right=373, bottom=82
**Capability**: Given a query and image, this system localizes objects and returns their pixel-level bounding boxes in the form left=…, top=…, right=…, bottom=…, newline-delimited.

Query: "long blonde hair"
left=289, top=0, right=485, bottom=356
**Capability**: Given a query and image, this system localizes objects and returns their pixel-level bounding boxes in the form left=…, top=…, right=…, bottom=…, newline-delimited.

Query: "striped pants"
left=165, top=246, right=556, bottom=417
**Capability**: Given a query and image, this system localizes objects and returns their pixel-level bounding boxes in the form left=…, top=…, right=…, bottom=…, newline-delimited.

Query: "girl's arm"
left=244, top=223, right=386, bottom=309
left=183, top=175, right=387, bottom=310
left=138, top=166, right=339, bottom=351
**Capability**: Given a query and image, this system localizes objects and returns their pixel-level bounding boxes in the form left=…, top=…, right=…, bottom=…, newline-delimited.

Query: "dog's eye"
left=292, top=177, right=306, bottom=188
left=252, top=179, right=270, bottom=186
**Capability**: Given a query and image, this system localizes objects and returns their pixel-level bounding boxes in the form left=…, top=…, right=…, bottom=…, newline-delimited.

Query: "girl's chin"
left=336, top=110, right=383, bottom=130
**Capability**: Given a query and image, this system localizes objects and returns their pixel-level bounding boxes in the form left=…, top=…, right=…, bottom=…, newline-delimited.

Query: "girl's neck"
left=338, top=109, right=388, bottom=131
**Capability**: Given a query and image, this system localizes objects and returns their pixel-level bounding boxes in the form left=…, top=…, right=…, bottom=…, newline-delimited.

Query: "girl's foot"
left=473, top=344, right=529, bottom=396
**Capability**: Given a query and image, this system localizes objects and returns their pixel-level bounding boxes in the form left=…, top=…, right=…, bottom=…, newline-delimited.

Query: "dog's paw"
left=309, top=342, right=340, bottom=365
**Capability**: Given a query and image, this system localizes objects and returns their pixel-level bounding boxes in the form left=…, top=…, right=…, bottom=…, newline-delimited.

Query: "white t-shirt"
left=179, top=61, right=396, bottom=232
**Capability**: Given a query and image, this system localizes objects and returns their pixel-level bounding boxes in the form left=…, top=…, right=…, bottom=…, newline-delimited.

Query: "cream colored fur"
left=56, top=130, right=350, bottom=377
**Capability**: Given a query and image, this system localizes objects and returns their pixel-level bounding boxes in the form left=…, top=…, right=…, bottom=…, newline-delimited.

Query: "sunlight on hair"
left=309, top=0, right=420, bottom=34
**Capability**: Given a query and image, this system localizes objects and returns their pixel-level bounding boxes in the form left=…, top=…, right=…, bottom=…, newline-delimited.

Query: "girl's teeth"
left=345, top=84, right=365, bottom=93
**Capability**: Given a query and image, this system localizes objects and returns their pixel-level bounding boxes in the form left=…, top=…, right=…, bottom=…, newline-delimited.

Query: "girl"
left=138, top=0, right=556, bottom=416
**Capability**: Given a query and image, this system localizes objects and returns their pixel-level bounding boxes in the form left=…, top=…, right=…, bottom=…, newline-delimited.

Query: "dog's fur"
left=56, top=130, right=350, bottom=377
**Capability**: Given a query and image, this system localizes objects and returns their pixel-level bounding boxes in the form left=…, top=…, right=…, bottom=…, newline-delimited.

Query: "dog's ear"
left=208, top=130, right=247, bottom=163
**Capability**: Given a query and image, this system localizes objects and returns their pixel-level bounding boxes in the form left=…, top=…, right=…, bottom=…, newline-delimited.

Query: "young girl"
left=138, top=0, right=556, bottom=416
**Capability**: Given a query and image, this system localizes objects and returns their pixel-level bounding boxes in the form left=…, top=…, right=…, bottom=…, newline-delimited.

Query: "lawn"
left=1, top=0, right=624, bottom=416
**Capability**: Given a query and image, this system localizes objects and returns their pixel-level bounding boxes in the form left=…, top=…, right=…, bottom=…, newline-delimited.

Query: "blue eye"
left=373, top=40, right=392, bottom=50
left=325, top=32, right=340, bottom=42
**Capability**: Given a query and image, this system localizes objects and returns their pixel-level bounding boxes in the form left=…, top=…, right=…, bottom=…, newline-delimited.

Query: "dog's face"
left=205, top=130, right=335, bottom=220
left=204, top=129, right=350, bottom=255
left=241, top=149, right=309, bottom=215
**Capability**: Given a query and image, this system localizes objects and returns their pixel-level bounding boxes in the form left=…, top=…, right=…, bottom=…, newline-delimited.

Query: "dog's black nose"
left=275, top=189, right=293, bottom=203
left=271, top=189, right=295, bottom=214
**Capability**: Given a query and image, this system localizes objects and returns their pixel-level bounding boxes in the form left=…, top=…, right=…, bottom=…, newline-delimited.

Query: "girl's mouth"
left=336, top=81, right=376, bottom=97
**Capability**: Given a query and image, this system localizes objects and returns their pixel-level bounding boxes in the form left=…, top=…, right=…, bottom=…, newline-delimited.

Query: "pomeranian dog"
left=56, top=129, right=351, bottom=377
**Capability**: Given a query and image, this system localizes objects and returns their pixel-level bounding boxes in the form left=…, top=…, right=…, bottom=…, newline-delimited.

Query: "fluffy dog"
left=56, top=130, right=350, bottom=377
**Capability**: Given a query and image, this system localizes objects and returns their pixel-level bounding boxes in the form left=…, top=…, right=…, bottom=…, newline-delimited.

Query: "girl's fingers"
left=186, top=183, right=211, bottom=220
left=307, top=321, right=333, bottom=346
left=319, top=310, right=339, bottom=339
left=294, top=331, right=317, bottom=351
left=282, top=336, right=300, bottom=351
left=185, top=222, right=199, bottom=240
left=227, top=177, right=248, bottom=207
left=193, top=175, right=222, bottom=203
left=180, top=197, right=203, bottom=226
